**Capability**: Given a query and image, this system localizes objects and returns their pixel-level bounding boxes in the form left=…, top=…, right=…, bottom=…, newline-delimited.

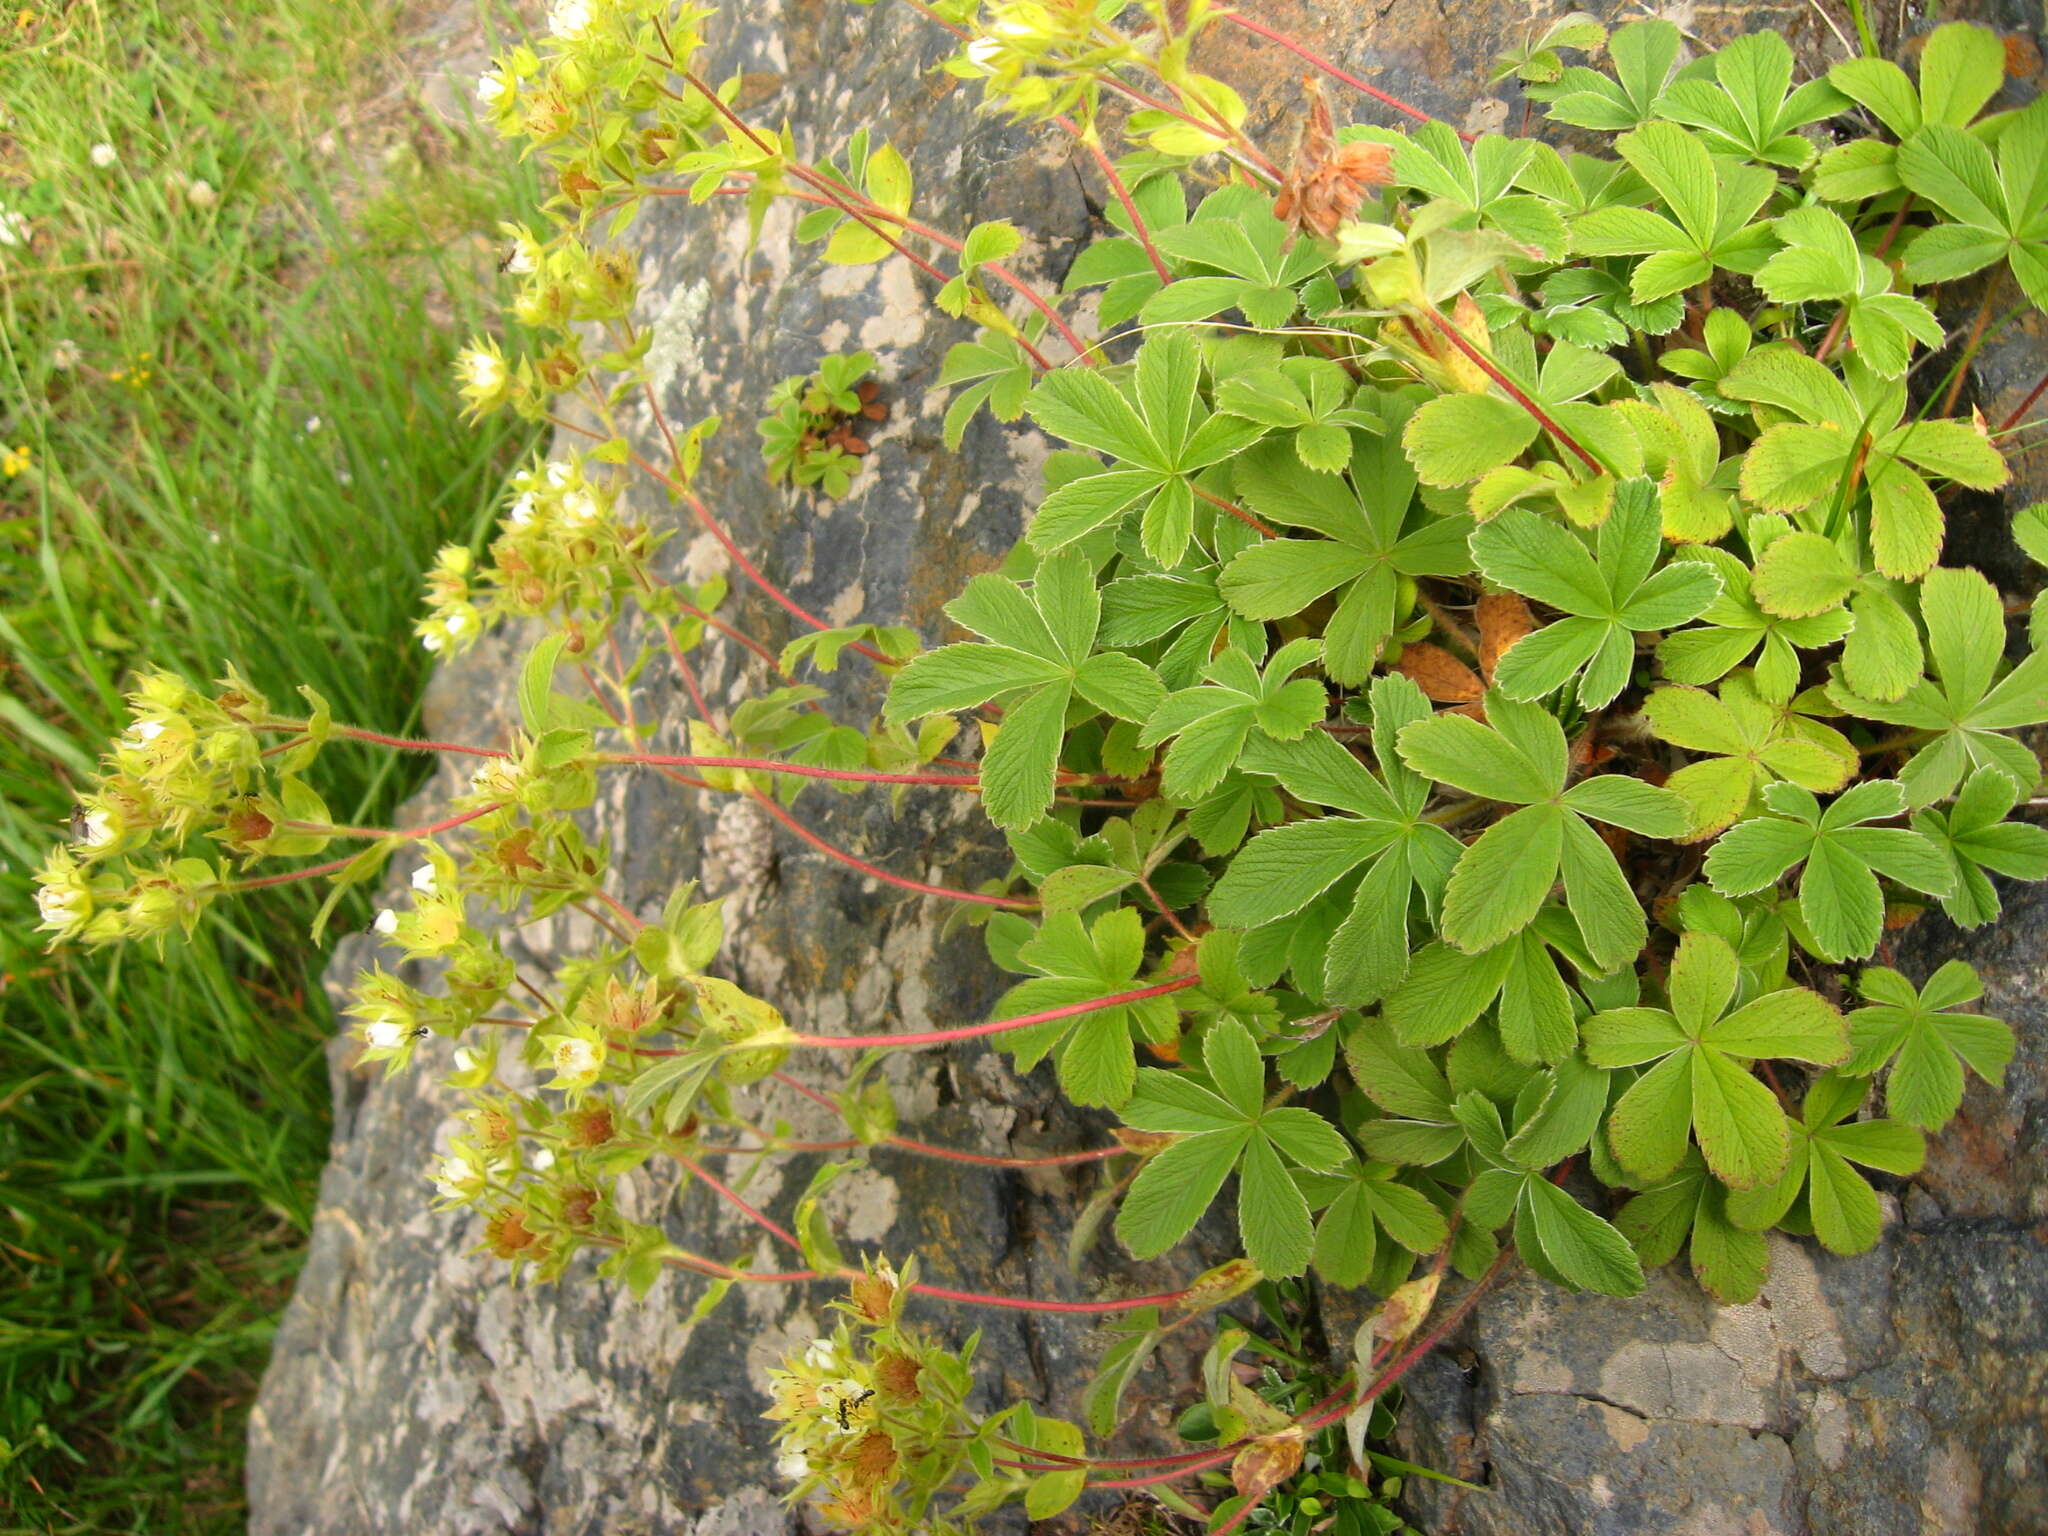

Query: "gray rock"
left=248, top=1, right=2048, bottom=1533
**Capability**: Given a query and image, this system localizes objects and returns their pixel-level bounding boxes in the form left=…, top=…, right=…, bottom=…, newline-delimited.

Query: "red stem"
left=743, top=787, right=1038, bottom=908
left=785, top=976, right=1197, bottom=1050
left=680, top=491, right=894, bottom=664
left=1071, top=125, right=1171, bottom=283
left=769, top=1071, right=1125, bottom=1167
left=611, top=752, right=985, bottom=787
left=1416, top=309, right=1603, bottom=474
left=329, top=724, right=507, bottom=758
left=1221, top=11, right=1467, bottom=138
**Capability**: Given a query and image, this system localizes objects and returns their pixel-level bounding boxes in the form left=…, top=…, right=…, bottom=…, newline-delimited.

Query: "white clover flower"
left=186, top=178, right=217, bottom=209
left=459, top=348, right=506, bottom=392
left=364, top=1019, right=406, bottom=1050
left=434, top=1152, right=478, bottom=1197
left=373, top=907, right=400, bottom=936
left=530, top=1147, right=556, bottom=1171
left=547, top=0, right=593, bottom=39
left=552, top=1035, right=601, bottom=1079
left=452, top=1047, right=479, bottom=1073
left=506, top=492, right=537, bottom=528
left=476, top=69, right=510, bottom=109
left=410, top=864, right=437, bottom=894
left=90, top=143, right=118, bottom=169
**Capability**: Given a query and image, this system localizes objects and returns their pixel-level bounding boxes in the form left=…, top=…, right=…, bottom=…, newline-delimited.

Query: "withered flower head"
left=1274, top=77, right=1395, bottom=241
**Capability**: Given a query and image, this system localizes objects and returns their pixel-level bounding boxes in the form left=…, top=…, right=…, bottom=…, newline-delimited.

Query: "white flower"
left=90, top=143, right=118, bottom=169
left=78, top=810, right=113, bottom=848
left=553, top=1036, right=601, bottom=1079
left=507, top=238, right=537, bottom=276
left=303, top=415, right=322, bottom=434
left=529, top=1147, right=556, bottom=1171
left=121, top=718, right=166, bottom=750
left=337, top=467, right=354, bottom=486
left=547, top=0, right=593, bottom=39
left=51, top=338, right=82, bottom=370
left=506, top=492, right=537, bottom=528
left=452, top=1047, right=479, bottom=1073
left=445, top=610, right=473, bottom=638
left=459, top=348, right=505, bottom=392
left=434, top=1152, right=477, bottom=1197
left=966, top=37, right=1004, bottom=70
left=476, top=69, right=510, bottom=109
left=365, top=1020, right=406, bottom=1050
left=410, top=864, right=437, bottom=894
left=36, top=885, right=84, bottom=929
left=0, top=206, right=30, bottom=248
left=421, top=629, right=446, bottom=654
left=804, top=1338, right=849, bottom=1372
left=373, top=908, right=400, bottom=936
left=545, top=458, right=573, bottom=488
left=560, top=489, right=599, bottom=526
left=775, top=1449, right=811, bottom=1482
left=186, top=178, right=217, bottom=209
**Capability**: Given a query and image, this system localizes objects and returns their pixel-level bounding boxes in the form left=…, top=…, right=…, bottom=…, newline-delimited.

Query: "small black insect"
left=835, top=1388, right=875, bottom=1430
left=412, top=1024, right=433, bottom=1041
left=68, top=807, right=94, bottom=843
left=497, top=246, right=518, bottom=274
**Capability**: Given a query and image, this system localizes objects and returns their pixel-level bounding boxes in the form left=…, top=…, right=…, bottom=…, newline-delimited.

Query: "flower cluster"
left=765, top=1263, right=976, bottom=1533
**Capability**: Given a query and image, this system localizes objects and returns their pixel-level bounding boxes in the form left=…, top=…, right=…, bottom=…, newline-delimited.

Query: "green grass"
left=0, top=3, right=537, bottom=1526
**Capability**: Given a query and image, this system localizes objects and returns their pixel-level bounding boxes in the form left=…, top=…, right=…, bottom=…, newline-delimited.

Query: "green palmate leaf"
left=1383, top=907, right=1594, bottom=1064
left=1308, top=1159, right=1451, bottom=1288
left=1472, top=483, right=1721, bottom=707
left=1898, top=97, right=2048, bottom=311
left=1569, top=121, right=1776, bottom=302
left=1222, top=408, right=1473, bottom=685
left=1658, top=544, right=1853, bottom=701
left=1723, top=1072, right=1924, bottom=1254
left=1723, top=350, right=2010, bottom=581
left=1534, top=17, right=1681, bottom=131
left=1144, top=199, right=1330, bottom=330
left=1754, top=206, right=1941, bottom=378
left=1454, top=1093, right=1644, bottom=1296
left=992, top=907, right=1183, bottom=1108
left=1912, top=767, right=2048, bottom=928
left=1025, top=329, right=1266, bottom=566
left=1704, top=781, right=1955, bottom=962
left=884, top=552, right=1160, bottom=829
left=1397, top=692, right=1686, bottom=968
left=1613, top=1149, right=1769, bottom=1303
left=1842, top=961, right=2015, bottom=1131
left=1644, top=673, right=1856, bottom=838
left=1657, top=31, right=1846, bottom=168
left=1828, top=566, right=2048, bottom=806
left=1209, top=677, right=1459, bottom=1004
left=1584, top=931, right=1846, bottom=1188
left=1815, top=22, right=2006, bottom=200
left=1138, top=638, right=1325, bottom=803
left=1116, top=1019, right=1349, bottom=1276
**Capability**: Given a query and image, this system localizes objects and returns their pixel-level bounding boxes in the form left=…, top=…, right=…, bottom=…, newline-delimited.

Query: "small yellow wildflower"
left=1, top=444, right=29, bottom=478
